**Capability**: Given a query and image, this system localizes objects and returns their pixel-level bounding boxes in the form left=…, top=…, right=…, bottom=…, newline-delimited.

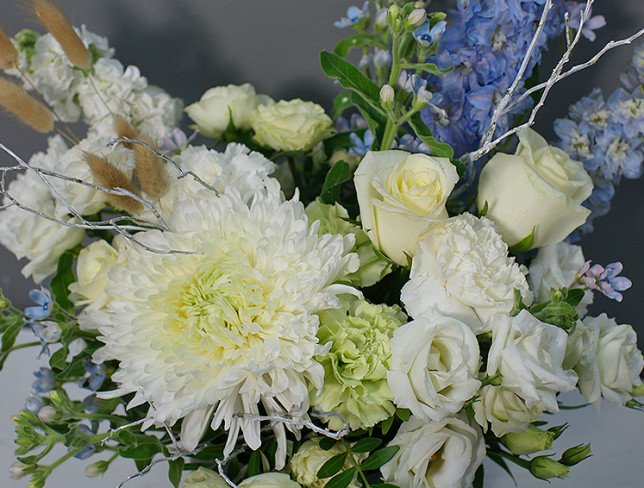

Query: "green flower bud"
left=501, top=425, right=555, bottom=455
left=37, top=406, right=58, bottom=424
left=406, top=8, right=426, bottom=29
left=387, top=5, right=401, bottom=27
left=560, top=444, right=591, bottom=466
left=632, top=383, right=644, bottom=397
left=0, top=298, right=8, bottom=309
left=380, top=84, right=395, bottom=110
left=530, top=457, right=569, bottom=480
left=85, top=460, right=109, bottom=478
left=9, top=462, right=28, bottom=480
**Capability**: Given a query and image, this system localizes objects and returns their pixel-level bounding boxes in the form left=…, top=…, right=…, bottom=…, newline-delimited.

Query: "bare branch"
left=234, top=411, right=350, bottom=440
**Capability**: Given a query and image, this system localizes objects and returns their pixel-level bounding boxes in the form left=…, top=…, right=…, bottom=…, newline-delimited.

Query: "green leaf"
left=401, top=62, right=450, bottom=75
left=247, top=450, right=262, bottom=477
left=119, top=437, right=163, bottom=459
left=332, top=92, right=354, bottom=120
left=350, top=437, right=382, bottom=453
left=50, top=251, right=76, bottom=311
left=479, top=200, right=489, bottom=218
left=371, top=484, right=400, bottom=488
left=380, top=415, right=394, bottom=436
left=0, top=316, right=23, bottom=371
left=473, top=464, right=484, bottom=488
left=395, top=408, right=411, bottom=422
left=49, top=344, right=69, bottom=371
left=319, top=437, right=338, bottom=451
left=409, top=113, right=454, bottom=159
left=508, top=229, right=535, bottom=254
left=320, top=161, right=352, bottom=205
left=334, top=34, right=381, bottom=58
left=321, top=51, right=381, bottom=105
left=564, top=288, right=585, bottom=307
left=325, top=468, right=356, bottom=488
left=487, top=452, right=517, bottom=485
left=349, top=92, right=387, bottom=142
left=168, top=458, right=184, bottom=488
left=360, top=446, right=400, bottom=471
left=317, top=451, right=347, bottom=479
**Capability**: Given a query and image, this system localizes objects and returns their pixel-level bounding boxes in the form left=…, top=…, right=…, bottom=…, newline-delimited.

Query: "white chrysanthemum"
left=401, top=213, right=532, bottom=333
left=94, top=181, right=358, bottom=467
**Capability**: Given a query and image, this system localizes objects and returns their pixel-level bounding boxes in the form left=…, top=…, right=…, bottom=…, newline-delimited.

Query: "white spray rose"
left=569, top=314, right=644, bottom=405
left=185, top=83, right=273, bottom=137
left=388, top=315, right=481, bottom=421
left=381, top=416, right=485, bottom=488
left=477, top=128, right=593, bottom=248
left=487, top=311, right=577, bottom=412
left=180, top=467, right=229, bottom=488
left=69, top=240, right=120, bottom=306
left=401, top=213, right=532, bottom=333
left=528, top=242, right=593, bottom=316
left=239, top=473, right=301, bottom=488
left=473, top=385, right=544, bottom=437
left=354, top=150, right=458, bottom=266
left=250, top=99, right=333, bottom=151
left=290, top=439, right=362, bottom=488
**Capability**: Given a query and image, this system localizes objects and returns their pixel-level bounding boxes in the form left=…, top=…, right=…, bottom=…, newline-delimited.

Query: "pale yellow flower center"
left=386, top=166, right=444, bottom=216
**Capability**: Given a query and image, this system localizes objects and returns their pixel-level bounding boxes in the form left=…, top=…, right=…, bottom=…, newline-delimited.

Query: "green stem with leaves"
left=348, top=450, right=371, bottom=488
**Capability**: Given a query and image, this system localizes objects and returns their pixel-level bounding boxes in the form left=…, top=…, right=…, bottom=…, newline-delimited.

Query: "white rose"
left=487, top=311, right=578, bottom=412
left=239, top=473, right=301, bottom=488
left=180, top=467, right=229, bottom=488
left=381, top=416, right=485, bottom=488
left=290, top=439, right=361, bottom=488
left=186, top=83, right=273, bottom=137
left=354, top=150, right=459, bottom=265
left=477, top=128, right=593, bottom=248
left=528, top=242, right=593, bottom=316
left=388, top=315, right=481, bottom=421
left=250, top=99, right=333, bottom=151
left=401, top=213, right=532, bottom=333
left=69, top=240, right=120, bottom=306
left=473, top=385, right=544, bottom=437
left=571, top=314, right=644, bottom=405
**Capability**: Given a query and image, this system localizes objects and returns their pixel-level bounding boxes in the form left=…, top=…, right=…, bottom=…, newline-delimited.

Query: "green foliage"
left=168, top=458, right=185, bottom=488
left=317, top=451, right=348, bottom=478
left=320, top=161, right=352, bottom=205
left=508, top=229, right=536, bottom=254
left=325, top=467, right=357, bottom=488
left=321, top=51, right=382, bottom=106
left=360, top=446, right=400, bottom=471
left=408, top=113, right=454, bottom=159
left=50, top=251, right=77, bottom=311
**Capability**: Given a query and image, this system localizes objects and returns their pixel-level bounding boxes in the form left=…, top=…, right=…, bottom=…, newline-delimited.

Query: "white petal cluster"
left=381, top=416, right=485, bottom=488
left=388, top=315, right=481, bottom=421
left=473, top=385, right=544, bottom=437
left=401, top=213, right=532, bottom=333
left=486, top=311, right=577, bottom=412
left=93, top=180, right=358, bottom=466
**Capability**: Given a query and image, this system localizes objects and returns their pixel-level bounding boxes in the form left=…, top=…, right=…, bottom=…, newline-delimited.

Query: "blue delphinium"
left=555, top=45, right=643, bottom=237
left=420, top=0, right=604, bottom=158
left=349, top=130, right=374, bottom=157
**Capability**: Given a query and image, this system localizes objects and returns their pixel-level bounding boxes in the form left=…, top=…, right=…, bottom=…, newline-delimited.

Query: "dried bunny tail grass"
left=0, top=27, right=18, bottom=69
left=84, top=152, right=144, bottom=214
left=133, top=134, right=170, bottom=199
left=0, top=77, right=54, bottom=133
left=113, top=115, right=138, bottom=149
left=29, top=0, right=91, bottom=71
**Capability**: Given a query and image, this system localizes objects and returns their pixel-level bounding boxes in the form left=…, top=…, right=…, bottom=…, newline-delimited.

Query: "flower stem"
left=348, top=450, right=371, bottom=488
left=9, top=341, right=40, bottom=352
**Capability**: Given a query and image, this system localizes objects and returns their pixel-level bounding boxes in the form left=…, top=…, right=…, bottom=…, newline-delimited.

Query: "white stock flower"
left=354, top=150, right=459, bottom=265
left=93, top=181, right=358, bottom=468
left=388, top=315, right=481, bottom=421
left=473, top=385, right=544, bottom=437
left=290, top=439, right=361, bottom=488
left=185, top=83, right=273, bottom=137
left=567, top=314, right=644, bottom=405
left=528, top=242, right=593, bottom=316
left=487, top=311, right=577, bottom=412
left=477, top=128, right=593, bottom=248
left=401, top=213, right=532, bottom=333
left=250, top=99, right=333, bottom=151
left=381, top=416, right=485, bottom=488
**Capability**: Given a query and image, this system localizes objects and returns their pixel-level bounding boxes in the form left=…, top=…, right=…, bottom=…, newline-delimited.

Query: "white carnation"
left=401, top=213, right=532, bottom=333
left=388, top=315, right=481, bottom=421
left=487, top=311, right=577, bottom=412
left=93, top=180, right=358, bottom=468
left=381, top=416, right=485, bottom=488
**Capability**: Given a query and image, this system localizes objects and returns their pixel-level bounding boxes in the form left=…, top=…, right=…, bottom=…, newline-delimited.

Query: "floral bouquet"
left=0, top=1, right=642, bottom=487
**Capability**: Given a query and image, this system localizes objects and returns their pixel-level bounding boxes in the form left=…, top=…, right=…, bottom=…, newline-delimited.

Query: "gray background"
left=0, top=1, right=643, bottom=487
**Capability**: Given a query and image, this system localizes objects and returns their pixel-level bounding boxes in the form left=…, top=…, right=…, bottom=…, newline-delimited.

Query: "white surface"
left=2, top=330, right=643, bottom=488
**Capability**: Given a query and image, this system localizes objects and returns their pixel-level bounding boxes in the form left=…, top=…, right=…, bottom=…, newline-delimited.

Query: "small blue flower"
left=581, top=260, right=632, bottom=302
left=82, top=394, right=102, bottom=414
left=566, top=4, right=606, bottom=42
left=348, top=130, right=374, bottom=157
left=334, top=2, right=369, bottom=29
left=72, top=424, right=97, bottom=460
left=81, top=359, right=107, bottom=392
left=414, top=20, right=447, bottom=47
left=161, top=128, right=188, bottom=153
left=25, top=288, right=52, bottom=320
left=24, top=394, right=44, bottom=413
left=397, top=134, right=431, bottom=154
left=32, top=367, right=55, bottom=394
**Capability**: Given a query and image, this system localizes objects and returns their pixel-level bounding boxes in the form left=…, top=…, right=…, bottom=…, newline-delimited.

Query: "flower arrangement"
left=0, top=1, right=642, bottom=488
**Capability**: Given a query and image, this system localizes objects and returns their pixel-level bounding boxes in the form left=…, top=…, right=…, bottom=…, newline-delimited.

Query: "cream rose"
left=477, top=128, right=593, bottom=248
left=180, top=467, right=229, bottom=488
left=569, top=314, right=644, bottom=405
left=239, top=473, right=301, bottom=488
left=354, top=150, right=458, bottom=265
left=290, top=439, right=361, bottom=488
left=487, top=311, right=577, bottom=412
left=381, top=416, right=485, bottom=488
left=185, top=83, right=273, bottom=137
left=401, top=213, right=532, bottom=333
left=528, top=242, right=593, bottom=316
left=69, top=240, right=119, bottom=306
left=388, top=315, right=481, bottom=421
left=250, top=99, right=333, bottom=151
left=473, top=385, right=544, bottom=437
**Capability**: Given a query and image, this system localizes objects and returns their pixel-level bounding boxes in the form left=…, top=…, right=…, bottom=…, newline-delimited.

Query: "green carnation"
left=306, top=200, right=392, bottom=287
left=312, top=296, right=406, bottom=430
